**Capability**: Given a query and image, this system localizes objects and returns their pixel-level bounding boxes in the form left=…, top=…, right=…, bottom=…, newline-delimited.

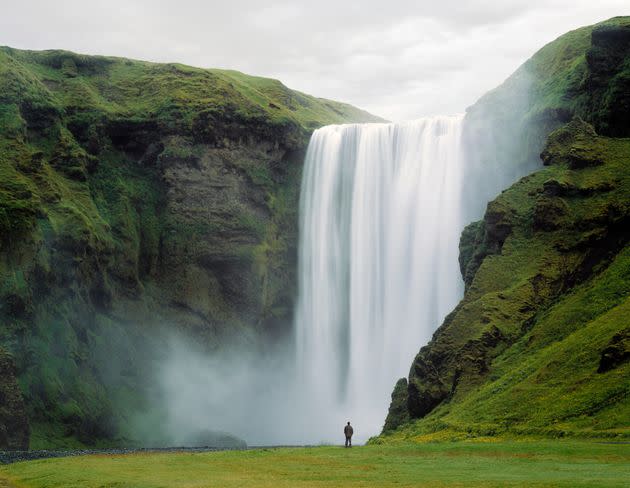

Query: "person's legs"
left=345, top=436, right=349, bottom=447
left=349, top=437, right=352, bottom=447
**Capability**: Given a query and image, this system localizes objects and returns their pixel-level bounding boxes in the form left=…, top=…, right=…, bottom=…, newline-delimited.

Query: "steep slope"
left=462, top=16, right=630, bottom=219
left=0, top=47, right=381, bottom=448
left=381, top=17, right=630, bottom=439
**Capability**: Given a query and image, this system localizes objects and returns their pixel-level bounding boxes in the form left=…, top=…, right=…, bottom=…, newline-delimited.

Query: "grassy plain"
left=1, top=440, right=629, bottom=487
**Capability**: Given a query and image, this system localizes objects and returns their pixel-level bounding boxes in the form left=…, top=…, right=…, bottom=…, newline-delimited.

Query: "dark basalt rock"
left=407, top=347, right=450, bottom=419
left=105, top=118, right=161, bottom=160
left=459, top=221, right=483, bottom=288
left=598, top=328, right=630, bottom=373
left=586, top=22, right=630, bottom=137
left=382, top=378, right=409, bottom=433
left=533, top=196, right=569, bottom=231
left=484, top=200, right=515, bottom=250
left=457, top=199, right=515, bottom=291
left=0, top=349, right=29, bottom=450
left=567, top=148, right=604, bottom=170
left=542, top=179, right=615, bottom=198
left=451, top=325, right=507, bottom=389
left=540, top=118, right=599, bottom=167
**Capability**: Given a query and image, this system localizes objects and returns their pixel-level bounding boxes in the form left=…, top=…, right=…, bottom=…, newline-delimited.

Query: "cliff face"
left=382, top=17, right=630, bottom=439
left=0, top=348, right=29, bottom=449
left=461, top=16, right=630, bottom=220
left=0, top=47, right=381, bottom=447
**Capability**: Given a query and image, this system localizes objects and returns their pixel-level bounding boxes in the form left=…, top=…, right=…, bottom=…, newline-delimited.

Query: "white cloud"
left=1, top=0, right=627, bottom=120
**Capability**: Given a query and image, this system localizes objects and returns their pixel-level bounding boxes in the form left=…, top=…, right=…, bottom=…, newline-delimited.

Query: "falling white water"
left=294, top=116, right=467, bottom=443
left=157, top=114, right=538, bottom=447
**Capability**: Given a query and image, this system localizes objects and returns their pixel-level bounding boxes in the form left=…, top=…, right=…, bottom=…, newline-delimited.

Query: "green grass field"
left=1, top=440, right=628, bottom=487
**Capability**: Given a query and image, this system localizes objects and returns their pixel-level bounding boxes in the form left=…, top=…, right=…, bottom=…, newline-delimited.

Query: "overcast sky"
left=2, top=1, right=627, bottom=120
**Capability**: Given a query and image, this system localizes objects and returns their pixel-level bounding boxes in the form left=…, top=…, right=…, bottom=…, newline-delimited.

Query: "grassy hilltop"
left=381, top=17, right=630, bottom=441
left=0, top=47, right=380, bottom=449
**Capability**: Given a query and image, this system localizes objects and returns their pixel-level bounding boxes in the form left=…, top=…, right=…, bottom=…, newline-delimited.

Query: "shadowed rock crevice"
left=598, top=329, right=630, bottom=373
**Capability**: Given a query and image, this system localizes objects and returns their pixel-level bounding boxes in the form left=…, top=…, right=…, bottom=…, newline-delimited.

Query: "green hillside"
left=0, top=47, right=380, bottom=449
left=380, top=17, right=630, bottom=441
left=1, top=16, right=628, bottom=451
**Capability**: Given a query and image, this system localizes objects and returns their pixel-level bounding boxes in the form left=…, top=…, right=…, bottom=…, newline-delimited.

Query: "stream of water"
left=294, top=116, right=467, bottom=443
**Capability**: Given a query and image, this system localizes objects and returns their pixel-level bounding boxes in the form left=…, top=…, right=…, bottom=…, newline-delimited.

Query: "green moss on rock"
left=0, top=348, right=29, bottom=449
left=382, top=378, right=410, bottom=434
left=0, top=46, right=380, bottom=447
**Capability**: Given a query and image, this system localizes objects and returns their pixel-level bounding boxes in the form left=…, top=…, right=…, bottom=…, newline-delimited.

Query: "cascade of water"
left=294, top=116, right=468, bottom=443
left=160, top=115, right=536, bottom=447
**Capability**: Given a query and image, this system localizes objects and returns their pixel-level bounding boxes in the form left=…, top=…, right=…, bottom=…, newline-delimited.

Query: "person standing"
left=344, top=421, right=354, bottom=447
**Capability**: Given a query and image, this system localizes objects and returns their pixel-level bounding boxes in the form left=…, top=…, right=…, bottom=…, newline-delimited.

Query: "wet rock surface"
left=0, top=350, right=29, bottom=450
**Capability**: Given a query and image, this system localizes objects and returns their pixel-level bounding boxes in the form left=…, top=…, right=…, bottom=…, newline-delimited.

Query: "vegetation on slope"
left=381, top=16, right=630, bottom=440
left=383, top=119, right=629, bottom=440
left=462, top=16, right=630, bottom=217
left=0, top=47, right=380, bottom=448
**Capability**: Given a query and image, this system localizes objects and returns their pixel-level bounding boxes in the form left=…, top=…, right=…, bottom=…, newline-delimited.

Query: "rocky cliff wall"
left=0, top=47, right=381, bottom=447
left=0, top=348, right=29, bottom=449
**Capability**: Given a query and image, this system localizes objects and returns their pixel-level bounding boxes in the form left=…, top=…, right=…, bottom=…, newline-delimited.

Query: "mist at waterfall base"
left=157, top=114, right=539, bottom=446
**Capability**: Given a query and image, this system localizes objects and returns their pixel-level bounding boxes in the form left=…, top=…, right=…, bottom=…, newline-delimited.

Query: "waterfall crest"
left=295, top=116, right=467, bottom=442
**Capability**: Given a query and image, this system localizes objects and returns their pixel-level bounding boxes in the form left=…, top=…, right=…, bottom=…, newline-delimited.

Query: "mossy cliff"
left=381, top=17, right=630, bottom=440
left=0, top=47, right=380, bottom=448
left=462, top=16, right=630, bottom=219
left=0, top=348, right=29, bottom=449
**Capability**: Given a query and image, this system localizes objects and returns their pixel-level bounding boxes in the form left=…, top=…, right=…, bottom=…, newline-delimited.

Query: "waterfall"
left=159, top=114, right=535, bottom=447
left=294, top=115, right=467, bottom=443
